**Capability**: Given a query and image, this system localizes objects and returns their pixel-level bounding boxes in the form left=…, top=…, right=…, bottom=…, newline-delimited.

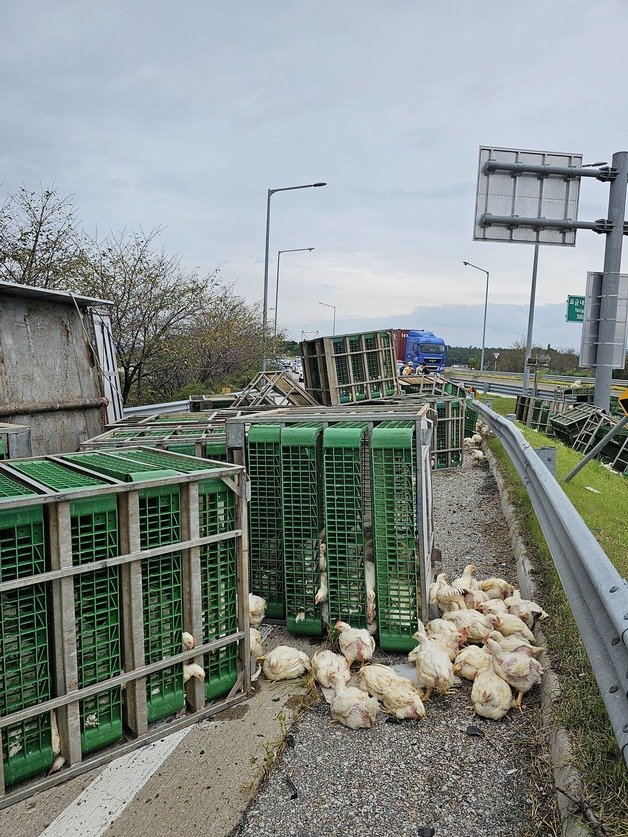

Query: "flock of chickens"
left=247, top=558, right=548, bottom=729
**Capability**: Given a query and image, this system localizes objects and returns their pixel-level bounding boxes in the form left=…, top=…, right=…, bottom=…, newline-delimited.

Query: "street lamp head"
left=312, top=182, right=327, bottom=187
left=462, top=261, right=468, bottom=266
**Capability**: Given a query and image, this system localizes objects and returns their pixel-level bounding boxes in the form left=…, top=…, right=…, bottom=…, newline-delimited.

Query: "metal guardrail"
left=123, top=399, right=189, bottom=417
left=447, top=370, right=628, bottom=387
left=475, top=401, right=628, bottom=765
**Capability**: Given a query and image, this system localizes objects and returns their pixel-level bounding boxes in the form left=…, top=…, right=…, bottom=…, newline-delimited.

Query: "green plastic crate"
left=61, top=451, right=179, bottom=483
left=9, top=461, right=123, bottom=755
left=323, top=423, right=368, bottom=627
left=199, top=480, right=238, bottom=700
left=115, top=448, right=223, bottom=475
left=139, top=485, right=184, bottom=721
left=549, top=405, right=597, bottom=446
left=371, top=421, right=419, bottom=651
left=0, top=488, right=53, bottom=786
left=247, top=426, right=285, bottom=619
left=434, top=400, right=463, bottom=469
left=281, top=424, right=324, bottom=636
left=464, top=403, right=478, bottom=437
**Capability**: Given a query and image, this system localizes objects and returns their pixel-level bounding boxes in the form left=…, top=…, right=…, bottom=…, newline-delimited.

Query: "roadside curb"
left=484, top=443, right=592, bottom=837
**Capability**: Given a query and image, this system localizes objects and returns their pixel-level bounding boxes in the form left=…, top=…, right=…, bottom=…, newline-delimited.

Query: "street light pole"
left=463, top=261, right=490, bottom=372
left=273, top=247, right=314, bottom=338
left=261, top=182, right=326, bottom=371
left=318, top=301, right=336, bottom=335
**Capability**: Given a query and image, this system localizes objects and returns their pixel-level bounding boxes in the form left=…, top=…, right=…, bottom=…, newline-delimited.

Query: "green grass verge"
left=477, top=395, right=628, bottom=835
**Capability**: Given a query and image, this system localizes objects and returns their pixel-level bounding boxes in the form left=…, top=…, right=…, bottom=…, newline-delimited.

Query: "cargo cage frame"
left=0, top=447, right=250, bottom=808
left=226, top=404, right=436, bottom=635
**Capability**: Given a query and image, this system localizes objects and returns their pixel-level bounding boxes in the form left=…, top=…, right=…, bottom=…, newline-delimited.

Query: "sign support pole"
left=522, top=243, right=540, bottom=393
left=594, top=151, right=628, bottom=412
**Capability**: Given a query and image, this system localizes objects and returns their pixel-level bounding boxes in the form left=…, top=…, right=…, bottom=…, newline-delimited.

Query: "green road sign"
left=566, top=295, right=585, bottom=323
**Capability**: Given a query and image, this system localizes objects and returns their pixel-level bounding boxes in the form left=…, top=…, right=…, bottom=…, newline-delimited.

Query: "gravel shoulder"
left=233, top=454, right=552, bottom=837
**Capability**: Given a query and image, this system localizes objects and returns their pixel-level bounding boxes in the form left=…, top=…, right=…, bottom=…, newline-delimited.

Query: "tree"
left=80, top=228, right=212, bottom=403
left=145, top=281, right=266, bottom=400
left=0, top=185, right=87, bottom=288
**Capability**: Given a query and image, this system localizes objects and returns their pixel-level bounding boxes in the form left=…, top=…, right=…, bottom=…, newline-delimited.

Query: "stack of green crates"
left=9, top=459, right=124, bottom=755
left=549, top=405, right=598, bottom=446
left=281, top=424, right=324, bottom=636
left=323, top=423, right=368, bottom=627
left=247, top=426, right=285, bottom=618
left=0, top=473, right=52, bottom=787
left=85, top=427, right=228, bottom=462
left=371, top=421, right=419, bottom=651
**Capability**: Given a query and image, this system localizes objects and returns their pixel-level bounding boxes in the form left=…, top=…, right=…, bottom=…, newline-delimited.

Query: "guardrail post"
left=533, top=446, right=557, bottom=477
left=181, top=481, right=205, bottom=712
left=119, top=490, right=148, bottom=737
left=49, top=500, right=83, bottom=767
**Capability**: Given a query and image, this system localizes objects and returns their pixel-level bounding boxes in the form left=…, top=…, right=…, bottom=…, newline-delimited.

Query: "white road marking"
left=41, top=728, right=191, bottom=837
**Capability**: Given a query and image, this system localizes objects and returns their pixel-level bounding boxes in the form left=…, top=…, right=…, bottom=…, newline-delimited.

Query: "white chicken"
left=48, top=709, right=66, bottom=774
left=471, top=657, right=513, bottom=720
left=262, top=645, right=311, bottom=681
left=248, top=593, right=267, bottom=628
left=330, top=684, right=380, bottom=729
left=355, top=663, right=399, bottom=694
left=183, top=662, right=206, bottom=683
left=470, top=449, right=485, bottom=465
left=314, top=571, right=328, bottom=605
left=490, top=630, right=543, bottom=658
left=250, top=627, right=264, bottom=659
left=478, top=598, right=508, bottom=618
left=453, top=645, right=491, bottom=681
left=471, top=432, right=483, bottom=446
left=485, top=638, right=544, bottom=710
left=357, top=666, right=425, bottom=720
left=478, top=577, right=515, bottom=600
left=430, top=572, right=468, bottom=612
left=426, top=618, right=467, bottom=661
left=452, top=563, right=479, bottom=594
left=503, top=590, right=548, bottom=628
left=491, top=613, right=536, bottom=643
left=443, top=610, right=497, bottom=644
left=408, top=621, right=454, bottom=701
left=311, top=650, right=351, bottom=690
left=365, top=560, right=377, bottom=624
left=335, top=621, right=375, bottom=667
left=182, top=631, right=197, bottom=651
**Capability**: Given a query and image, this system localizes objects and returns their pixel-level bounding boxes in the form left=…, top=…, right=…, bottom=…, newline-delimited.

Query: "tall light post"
left=318, top=301, right=336, bottom=335
left=261, top=182, right=326, bottom=370
left=273, top=247, right=314, bottom=338
left=462, top=261, right=490, bottom=372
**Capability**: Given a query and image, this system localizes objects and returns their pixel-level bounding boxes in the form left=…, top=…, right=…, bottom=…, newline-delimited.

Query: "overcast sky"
left=2, top=0, right=627, bottom=350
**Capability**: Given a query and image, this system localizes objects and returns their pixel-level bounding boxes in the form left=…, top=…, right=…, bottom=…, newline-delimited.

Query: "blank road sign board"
left=566, top=295, right=585, bottom=323
left=474, top=146, right=583, bottom=246
left=579, top=272, right=628, bottom=367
